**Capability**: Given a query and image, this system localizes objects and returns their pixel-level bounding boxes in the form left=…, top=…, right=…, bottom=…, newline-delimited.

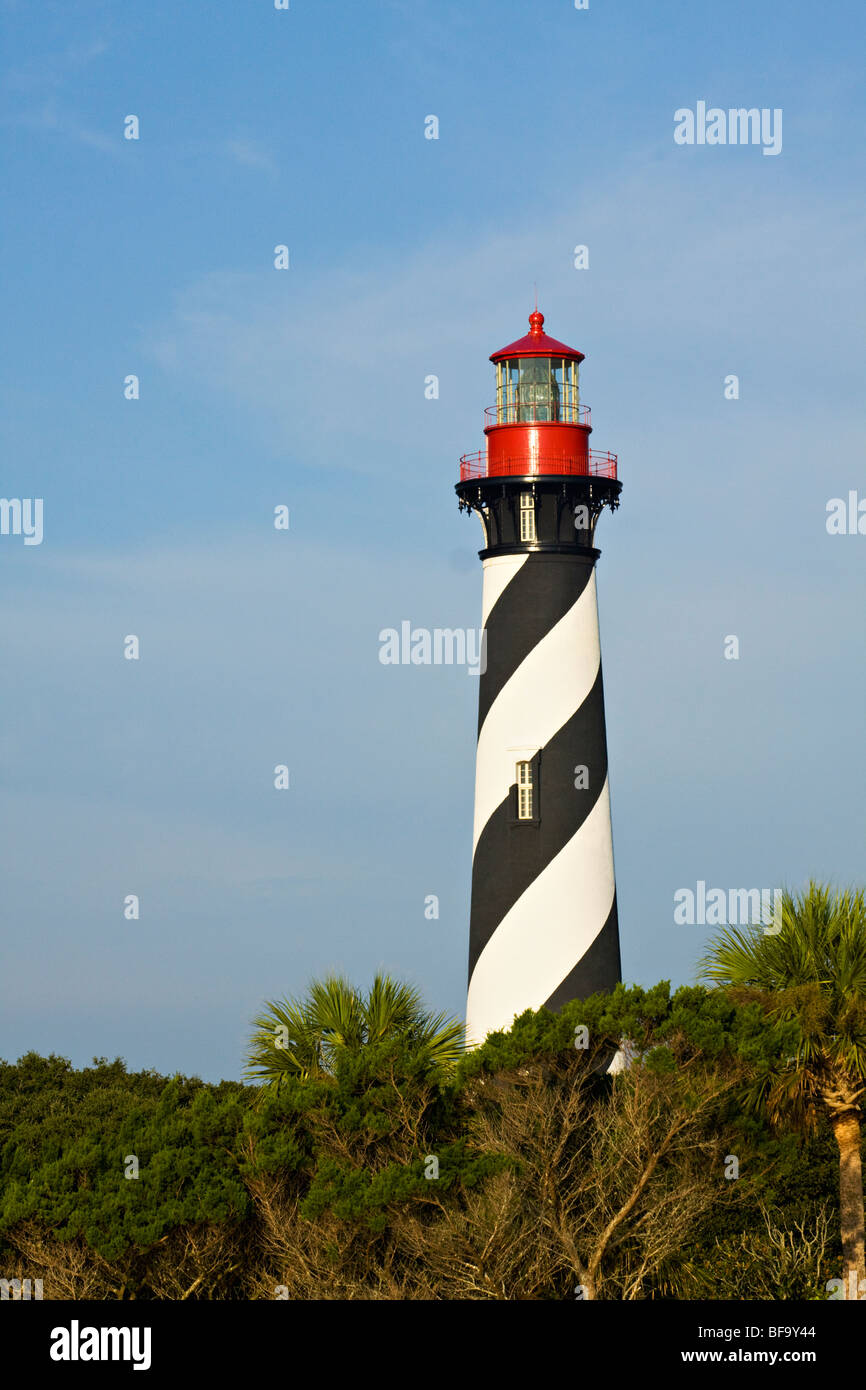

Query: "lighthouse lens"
left=517, top=358, right=560, bottom=423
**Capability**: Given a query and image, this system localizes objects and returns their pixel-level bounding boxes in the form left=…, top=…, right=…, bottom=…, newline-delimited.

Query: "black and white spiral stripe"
left=466, top=550, right=620, bottom=1046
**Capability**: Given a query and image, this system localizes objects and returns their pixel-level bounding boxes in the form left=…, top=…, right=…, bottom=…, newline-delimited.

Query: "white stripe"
left=466, top=778, right=616, bottom=1046
left=480, top=553, right=528, bottom=628
left=472, top=569, right=601, bottom=856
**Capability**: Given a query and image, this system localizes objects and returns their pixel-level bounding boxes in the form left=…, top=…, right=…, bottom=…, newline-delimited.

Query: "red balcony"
left=459, top=449, right=618, bottom=482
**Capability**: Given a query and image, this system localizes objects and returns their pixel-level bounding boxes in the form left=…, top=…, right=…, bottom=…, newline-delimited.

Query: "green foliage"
left=661, top=1202, right=835, bottom=1300
left=299, top=1138, right=504, bottom=1233
left=459, top=980, right=794, bottom=1082
left=700, top=881, right=866, bottom=1130
left=244, top=973, right=464, bottom=1087
left=0, top=1053, right=251, bottom=1260
left=0, top=967, right=855, bottom=1298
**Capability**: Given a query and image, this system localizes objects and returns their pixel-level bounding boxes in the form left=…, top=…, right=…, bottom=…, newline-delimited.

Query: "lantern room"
left=458, top=309, right=617, bottom=482
left=491, top=309, right=584, bottom=425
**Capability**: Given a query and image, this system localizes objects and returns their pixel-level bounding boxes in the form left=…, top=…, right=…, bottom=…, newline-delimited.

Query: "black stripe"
left=467, top=662, right=608, bottom=983
left=478, top=553, right=595, bottom=734
left=542, top=892, right=621, bottom=1012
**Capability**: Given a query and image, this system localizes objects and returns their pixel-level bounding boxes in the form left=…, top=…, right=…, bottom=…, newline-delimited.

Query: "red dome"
left=489, top=310, right=585, bottom=364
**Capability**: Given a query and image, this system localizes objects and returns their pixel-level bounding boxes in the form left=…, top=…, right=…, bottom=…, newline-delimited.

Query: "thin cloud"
left=3, top=34, right=110, bottom=93
left=225, top=138, right=278, bottom=175
left=11, top=103, right=117, bottom=153
left=140, top=160, right=866, bottom=479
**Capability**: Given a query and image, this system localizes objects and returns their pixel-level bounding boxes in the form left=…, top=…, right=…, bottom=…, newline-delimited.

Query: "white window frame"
left=516, top=759, right=534, bottom=820
left=519, top=492, right=536, bottom=543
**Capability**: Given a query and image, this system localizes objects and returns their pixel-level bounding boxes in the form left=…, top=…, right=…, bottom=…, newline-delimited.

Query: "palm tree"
left=244, top=973, right=464, bottom=1087
left=700, top=882, right=866, bottom=1299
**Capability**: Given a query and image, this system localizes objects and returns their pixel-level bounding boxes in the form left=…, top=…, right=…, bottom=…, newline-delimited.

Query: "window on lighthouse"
left=519, top=493, right=537, bottom=542
left=516, top=761, right=534, bottom=820
left=517, top=358, right=560, bottom=422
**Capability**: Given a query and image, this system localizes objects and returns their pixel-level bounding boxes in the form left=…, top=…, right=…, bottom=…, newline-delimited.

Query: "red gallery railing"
left=459, top=450, right=618, bottom=482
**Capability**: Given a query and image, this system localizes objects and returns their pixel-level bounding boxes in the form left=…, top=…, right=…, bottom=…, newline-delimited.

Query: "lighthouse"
left=456, top=309, right=622, bottom=1045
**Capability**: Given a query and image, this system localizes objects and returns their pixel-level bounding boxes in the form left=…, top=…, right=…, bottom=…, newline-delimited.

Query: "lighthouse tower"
left=456, top=310, right=622, bottom=1046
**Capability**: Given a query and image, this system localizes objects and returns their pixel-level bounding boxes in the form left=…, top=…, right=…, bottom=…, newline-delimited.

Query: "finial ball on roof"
left=528, top=310, right=544, bottom=336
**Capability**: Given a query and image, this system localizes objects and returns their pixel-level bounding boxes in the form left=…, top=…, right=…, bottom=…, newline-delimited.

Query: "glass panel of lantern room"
left=505, top=361, right=519, bottom=422
left=554, top=360, right=567, bottom=420
left=517, top=358, right=560, bottom=422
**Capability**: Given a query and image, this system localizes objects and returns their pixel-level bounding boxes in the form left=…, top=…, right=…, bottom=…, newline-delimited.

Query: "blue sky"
left=2, top=0, right=865, bottom=1081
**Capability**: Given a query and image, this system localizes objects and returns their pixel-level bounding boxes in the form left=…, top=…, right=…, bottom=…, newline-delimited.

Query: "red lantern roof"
left=489, top=310, right=585, bottom=364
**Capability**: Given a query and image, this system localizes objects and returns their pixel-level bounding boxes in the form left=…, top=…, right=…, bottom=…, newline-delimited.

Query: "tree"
left=392, top=1026, right=739, bottom=1299
left=0, top=1054, right=251, bottom=1299
left=700, top=881, right=866, bottom=1298
left=244, top=974, right=464, bottom=1087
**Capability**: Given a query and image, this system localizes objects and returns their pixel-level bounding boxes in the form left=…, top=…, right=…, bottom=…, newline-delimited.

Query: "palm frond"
left=245, top=972, right=465, bottom=1087
left=699, top=881, right=866, bottom=1126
